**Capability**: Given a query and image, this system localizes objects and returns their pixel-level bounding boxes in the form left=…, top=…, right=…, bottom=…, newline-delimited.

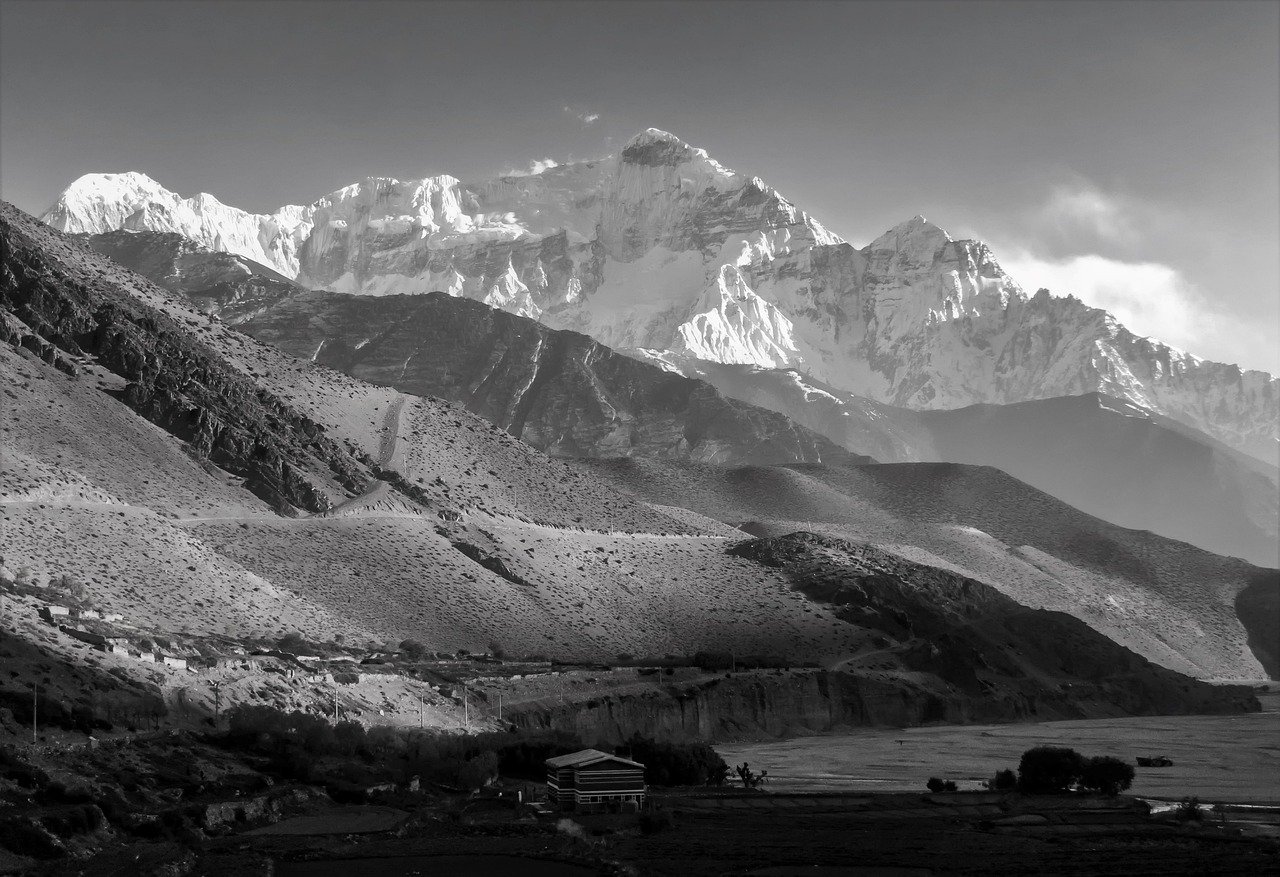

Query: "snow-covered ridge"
left=41, top=130, right=1278, bottom=462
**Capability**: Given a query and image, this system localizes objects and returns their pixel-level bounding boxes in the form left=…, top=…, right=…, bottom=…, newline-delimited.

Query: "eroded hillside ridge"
left=1, top=203, right=372, bottom=514
left=74, top=228, right=302, bottom=324
left=43, top=129, right=1278, bottom=461
left=235, top=289, right=868, bottom=465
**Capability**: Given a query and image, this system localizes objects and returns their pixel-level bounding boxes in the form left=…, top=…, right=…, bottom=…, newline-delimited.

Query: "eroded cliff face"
left=235, top=290, right=864, bottom=465
left=507, top=666, right=1257, bottom=744
left=43, top=131, right=1278, bottom=462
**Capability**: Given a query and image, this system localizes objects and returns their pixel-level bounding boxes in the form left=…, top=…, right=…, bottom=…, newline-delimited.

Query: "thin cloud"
left=1037, top=182, right=1142, bottom=248
left=500, top=158, right=560, bottom=177
left=1000, top=250, right=1275, bottom=372
left=562, top=105, right=600, bottom=127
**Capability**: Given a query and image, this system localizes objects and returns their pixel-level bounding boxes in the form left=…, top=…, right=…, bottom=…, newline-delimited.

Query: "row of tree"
left=931, top=746, right=1137, bottom=796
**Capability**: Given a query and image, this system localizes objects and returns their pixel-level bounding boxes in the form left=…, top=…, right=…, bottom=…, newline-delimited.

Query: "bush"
left=1018, top=746, right=1085, bottom=793
left=926, top=777, right=946, bottom=793
left=399, top=639, right=427, bottom=660
left=989, top=769, right=1018, bottom=791
left=1080, top=756, right=1135, bottom=796
left=1175, top=797, right=1204, bottom=822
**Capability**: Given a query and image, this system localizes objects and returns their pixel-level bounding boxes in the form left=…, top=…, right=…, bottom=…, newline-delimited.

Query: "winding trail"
left=377, top=394, right=407, bottom=467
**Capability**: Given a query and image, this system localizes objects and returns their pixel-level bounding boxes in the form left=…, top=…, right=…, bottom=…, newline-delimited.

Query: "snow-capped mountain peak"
left=40, top=129, right=1277, bottom=461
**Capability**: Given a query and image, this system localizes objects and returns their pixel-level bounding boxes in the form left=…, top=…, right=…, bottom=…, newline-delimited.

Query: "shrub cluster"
left=1015, top=747, right=1135, bottom=795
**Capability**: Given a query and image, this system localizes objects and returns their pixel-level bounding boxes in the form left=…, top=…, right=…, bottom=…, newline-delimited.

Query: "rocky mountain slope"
left=72, top=230, right=1275, bottom=564
left=576, top=457, right=1279, bottom=681
left=42, top=129, right=1278, bottom=463
left=730, top=532, right=1259, bottom=718
left=0, top=200, right=1269, bottom=748
left=233, top=288, right=863, bottom=465
left=72, top=228, right=302, bottom=323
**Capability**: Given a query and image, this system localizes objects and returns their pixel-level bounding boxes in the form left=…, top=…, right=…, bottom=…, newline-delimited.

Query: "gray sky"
left=2, top=0, right=1276, bottom=372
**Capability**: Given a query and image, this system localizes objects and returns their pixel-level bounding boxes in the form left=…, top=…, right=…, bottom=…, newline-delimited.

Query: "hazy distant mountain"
left=660, top=359, right=1279, bottom=567
left=43, top=129, right=1277, bottom=463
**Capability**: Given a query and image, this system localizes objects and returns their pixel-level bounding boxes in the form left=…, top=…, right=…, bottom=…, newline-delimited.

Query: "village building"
left=161, top=655, right=188, bottom=671
left=545, top=749, right=646, bottom=813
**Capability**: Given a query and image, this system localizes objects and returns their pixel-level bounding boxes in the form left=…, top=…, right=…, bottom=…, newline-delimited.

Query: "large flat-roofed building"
left=545, top=749, right=645, bottom=812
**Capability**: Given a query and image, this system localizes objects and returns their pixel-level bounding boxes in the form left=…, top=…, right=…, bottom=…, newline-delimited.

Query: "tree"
left=1080, top=756, right=1135, bottom=795
left=399, top=639, right=427, bottom=660
left=1018, top=746, right=1085, bottom=793
left=926, top=777, right=946, bottom=793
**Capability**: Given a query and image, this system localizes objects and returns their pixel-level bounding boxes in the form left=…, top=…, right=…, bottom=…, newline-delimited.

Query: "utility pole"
left=463, top=685, right=469, bottom=731
left=333, top=689, right=339, bottom=722
left=498, top=692, right=503, bottom=722
left=32, top=683, right=37, bottom=745
left=210, top=681, right=222, bottom=728
left=418, top=694, right=423, bottom=730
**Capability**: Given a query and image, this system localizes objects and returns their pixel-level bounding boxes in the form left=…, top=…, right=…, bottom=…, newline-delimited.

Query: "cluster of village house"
left=34, top=600, right=650, bottom=812
left=35, top=603, right=376, bottom=681
left=38, top=604, right=192, bottom=670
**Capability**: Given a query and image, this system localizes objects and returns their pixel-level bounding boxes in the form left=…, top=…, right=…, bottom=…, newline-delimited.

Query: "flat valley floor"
left=719, top=708, right=1280, bottom=803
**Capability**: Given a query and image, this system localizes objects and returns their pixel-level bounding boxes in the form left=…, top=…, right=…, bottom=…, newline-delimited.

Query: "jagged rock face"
left=74, top=229, right=301, bottom=324
left=236, top=290, right=862, bottom=466
left=42, top=129, right=1278, bottom=462
left=1, top=203, right=371, bottom=514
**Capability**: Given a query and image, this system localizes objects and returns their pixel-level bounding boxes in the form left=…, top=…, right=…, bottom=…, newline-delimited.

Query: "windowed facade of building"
left=545, top=749, right=646, bottom=812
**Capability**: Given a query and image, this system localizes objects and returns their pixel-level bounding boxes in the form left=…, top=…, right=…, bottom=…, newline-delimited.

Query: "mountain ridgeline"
left=42, top=129, right=1278, bottom=464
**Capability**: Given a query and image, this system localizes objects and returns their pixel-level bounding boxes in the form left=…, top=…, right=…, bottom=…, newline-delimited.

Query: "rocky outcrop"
left=75, top=229, right=302, bottom=324
left=1, top=202, right=372, bottom=514
left=42, top=131, right=1278, bottom=462
left=1236, top=570, right=1280, bottom=679
left=235, top=290, right=865, bottom=465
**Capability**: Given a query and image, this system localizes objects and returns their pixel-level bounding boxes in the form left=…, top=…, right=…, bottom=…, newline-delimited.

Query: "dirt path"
left=377, top=395, right=407, bottom=467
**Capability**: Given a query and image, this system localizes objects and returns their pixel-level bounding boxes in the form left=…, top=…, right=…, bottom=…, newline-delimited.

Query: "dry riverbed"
left=719, top=710, right=1280, bottom=803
